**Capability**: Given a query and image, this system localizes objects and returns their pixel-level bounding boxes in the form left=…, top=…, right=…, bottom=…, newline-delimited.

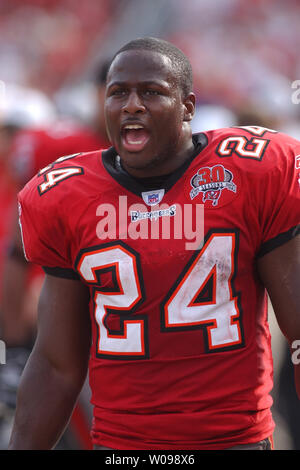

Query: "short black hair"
left=110, top=37, right=193, bottom=97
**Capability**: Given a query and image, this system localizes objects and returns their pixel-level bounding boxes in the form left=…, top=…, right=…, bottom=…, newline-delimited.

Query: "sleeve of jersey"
left=257, top=140, right=300, bottom=257
left=17, top=182, right=80, bottom=280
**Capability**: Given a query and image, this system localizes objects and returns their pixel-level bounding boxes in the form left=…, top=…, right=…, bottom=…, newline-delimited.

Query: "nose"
left=122, top=91, right=145, bottom=114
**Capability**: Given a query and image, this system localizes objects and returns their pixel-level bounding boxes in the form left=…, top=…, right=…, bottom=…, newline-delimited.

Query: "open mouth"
left=121, top=124, right=150, bottom=152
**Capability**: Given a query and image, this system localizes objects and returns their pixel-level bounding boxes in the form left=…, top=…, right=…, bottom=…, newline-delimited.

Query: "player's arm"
left=257, top=235, right=300, bottom=399
left=8, top=273, right=91, bottom=450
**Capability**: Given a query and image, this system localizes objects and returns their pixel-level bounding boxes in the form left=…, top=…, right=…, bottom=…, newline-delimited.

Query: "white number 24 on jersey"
left=76, top=231, right=243, bottom=359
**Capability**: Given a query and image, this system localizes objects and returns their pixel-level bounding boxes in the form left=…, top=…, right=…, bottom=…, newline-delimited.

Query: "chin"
left=123, top=160, right=153, bottom=172
left=120, top=148, right=152, bottom=167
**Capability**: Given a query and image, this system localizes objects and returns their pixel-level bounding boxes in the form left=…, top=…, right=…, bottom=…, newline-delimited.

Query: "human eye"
left=144, top=89, right=160, bottom=96
left=109, top=87, right=127, bottom=97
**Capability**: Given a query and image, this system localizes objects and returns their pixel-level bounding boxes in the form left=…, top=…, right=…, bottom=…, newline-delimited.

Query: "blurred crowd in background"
left=0, top=0, right=299, bottom=450
left=1, top=0, right=300, bottom=132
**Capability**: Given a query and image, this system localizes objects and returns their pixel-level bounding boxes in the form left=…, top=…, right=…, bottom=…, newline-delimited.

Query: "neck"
left=122, top=124, right=195, bottom=178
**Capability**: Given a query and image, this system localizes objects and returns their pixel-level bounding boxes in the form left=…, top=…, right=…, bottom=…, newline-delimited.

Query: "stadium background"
left=0, top=0, right=299, bottom=450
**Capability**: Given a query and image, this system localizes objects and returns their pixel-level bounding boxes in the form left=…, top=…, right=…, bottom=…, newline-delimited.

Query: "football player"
left=8, top=38, right=300, bottom=450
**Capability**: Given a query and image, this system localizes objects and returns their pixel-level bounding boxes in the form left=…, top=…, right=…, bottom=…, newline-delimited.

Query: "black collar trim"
left=101, top=133, right=208, bottom=196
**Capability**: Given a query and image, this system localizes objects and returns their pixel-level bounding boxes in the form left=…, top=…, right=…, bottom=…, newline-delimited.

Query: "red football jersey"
left=8, top=120, right=109, bottom=186
left=18, top=127, right=300, bottom=449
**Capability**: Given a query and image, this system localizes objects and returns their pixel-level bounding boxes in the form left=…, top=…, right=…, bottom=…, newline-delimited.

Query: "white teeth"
left=124, top=124, right=143, bottom=130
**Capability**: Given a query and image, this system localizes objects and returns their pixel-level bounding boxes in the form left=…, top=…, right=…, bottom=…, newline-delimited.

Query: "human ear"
left=183, top=92, right=196, bottom=122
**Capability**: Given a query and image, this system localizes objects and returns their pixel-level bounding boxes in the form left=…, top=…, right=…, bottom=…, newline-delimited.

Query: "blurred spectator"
left=0, top=81, right=56, bottom=305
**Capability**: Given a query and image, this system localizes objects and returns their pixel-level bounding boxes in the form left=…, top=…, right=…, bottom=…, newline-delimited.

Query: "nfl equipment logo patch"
left=189, top=164, right=237, bottom=207
left=142, top=189, right=165, bottom=206
left=148, top=194, right=159, bottom=204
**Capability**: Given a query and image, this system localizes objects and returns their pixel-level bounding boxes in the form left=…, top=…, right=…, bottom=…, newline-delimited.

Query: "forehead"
left=107, top=49, right=177, bottom=87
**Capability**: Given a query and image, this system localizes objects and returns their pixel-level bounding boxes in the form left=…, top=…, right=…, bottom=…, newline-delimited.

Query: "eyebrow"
left=107, top=80, right=171, bottom=90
